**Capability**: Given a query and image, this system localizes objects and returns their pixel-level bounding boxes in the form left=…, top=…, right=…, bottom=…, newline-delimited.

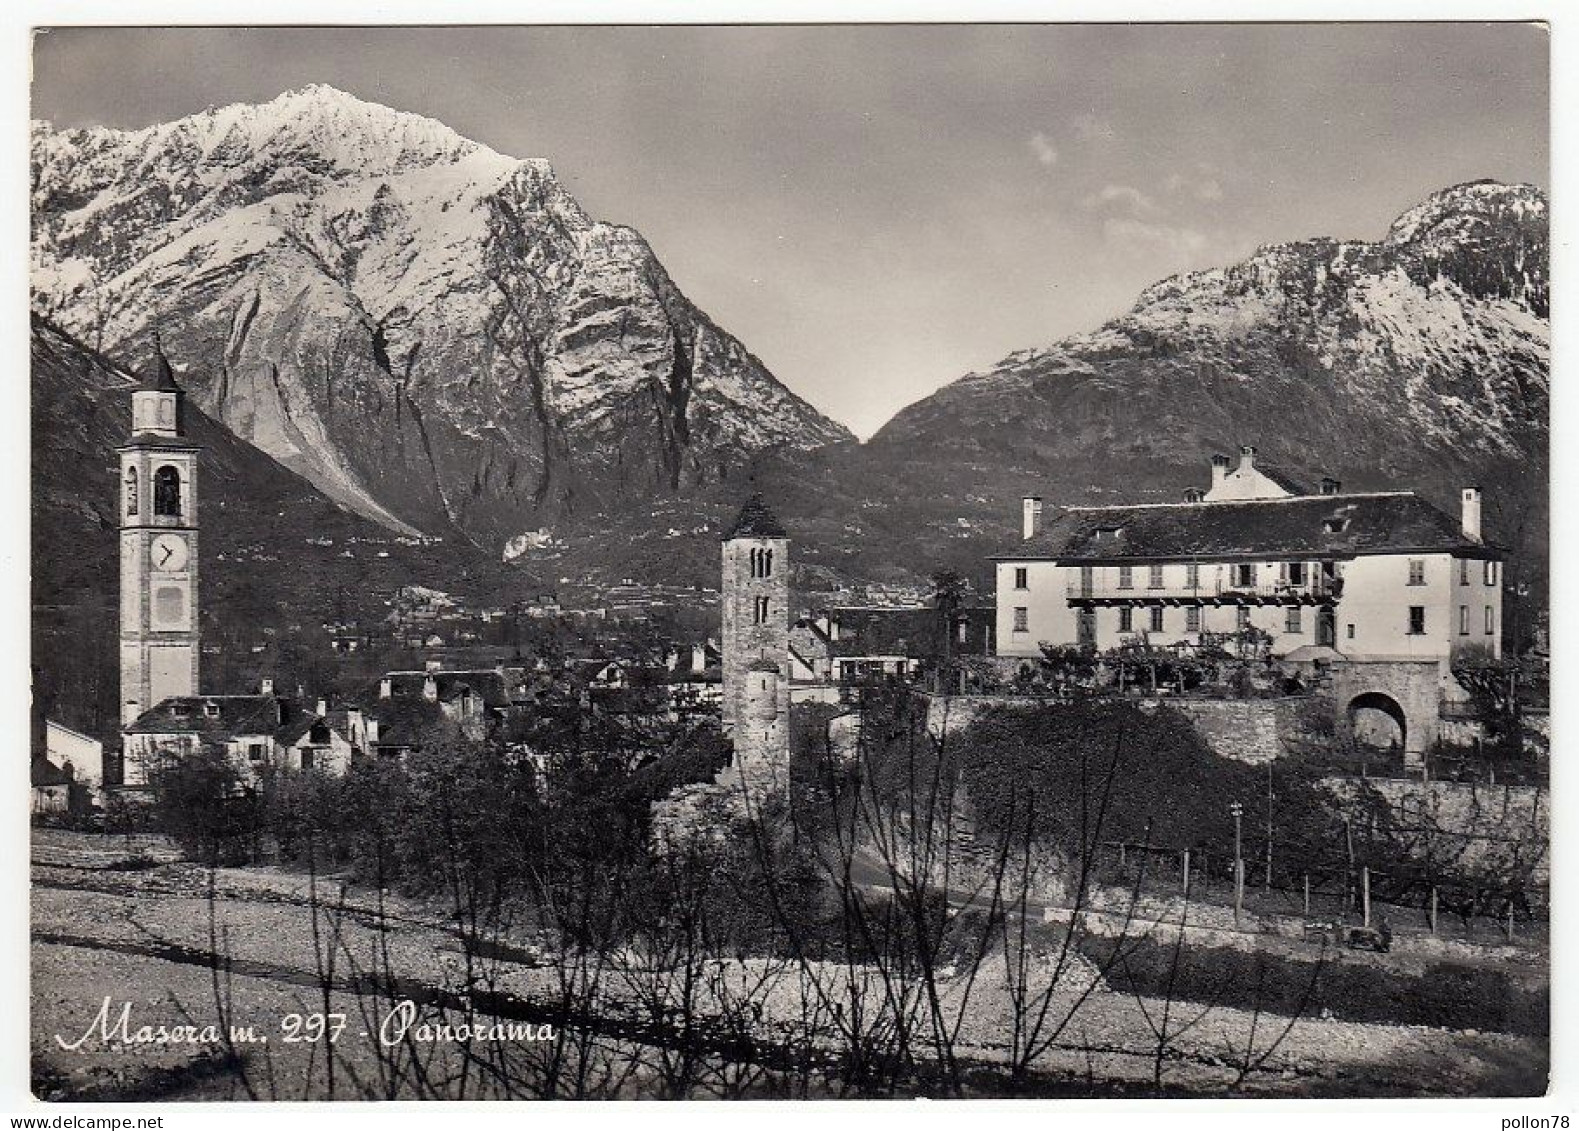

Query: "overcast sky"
left=32, top=24, right=1548, bottom=438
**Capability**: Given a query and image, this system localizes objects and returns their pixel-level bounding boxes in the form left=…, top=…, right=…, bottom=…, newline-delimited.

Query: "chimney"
left=1320, top=477, right=1342, bottom=496
left=346, top=706, right=363, bottom=739
left=422, top=674, right=439, bottom=701
left=366, top=718, right=380, bottom=745
left=1461, top=487, right=1483, bottom=543
left=424, top=658, right=441, bottom=672
left=1210, top=453, right=1230, bottom=488
left=378, top=677, right=393, bottom=699
left=691, top=643, right=706, bottom=672
left=665, top=649, right=679, bottom=672
left=1022, top=496, right=1044, bottom=540
left=1183, top=487, right=1205, bottom=503
left=1239, top=444, right=1257, bottom=469
left=316, top=697, right=328, bottom=718
left=259, top=676, right=275, bottom=695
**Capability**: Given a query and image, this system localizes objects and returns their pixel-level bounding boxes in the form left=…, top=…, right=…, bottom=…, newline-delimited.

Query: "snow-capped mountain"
left=876, top=180, right=1546, bottom=472
left=850, top=180, right=1547, bottom=600
left=31, top=85, right=853, bottom=551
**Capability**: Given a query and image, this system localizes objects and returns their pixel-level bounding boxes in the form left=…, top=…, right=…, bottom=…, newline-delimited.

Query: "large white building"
left=994, top=446, right=1505, bottom=666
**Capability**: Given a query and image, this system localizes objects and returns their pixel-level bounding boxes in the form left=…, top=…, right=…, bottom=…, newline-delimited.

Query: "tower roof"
left=140, top=341, right=181, bottom=393
left=723, top=494, right=788, bottom=540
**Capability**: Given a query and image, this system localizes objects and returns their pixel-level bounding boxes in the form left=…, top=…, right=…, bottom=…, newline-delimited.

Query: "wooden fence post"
left=1182, top=849, right=1191, bottom=898
left=1303, top=873, right=1310, bottom=917
left=1429, top=886, right=1438, bottom=935
left=1361, top=865, right=1371, bottom=928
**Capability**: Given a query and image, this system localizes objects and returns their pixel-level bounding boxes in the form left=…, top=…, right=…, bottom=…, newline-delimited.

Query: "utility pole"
left=1230, top=800, right=1245, bottom=926
left=1265, top=759, right=1274, bottom=890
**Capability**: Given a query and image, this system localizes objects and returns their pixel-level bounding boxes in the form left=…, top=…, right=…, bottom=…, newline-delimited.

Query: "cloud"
left=1070, top=113, right=1114, bottom=143
left=1103, top=217, right=1209, bottom=257
left=1164, top=169, right=1225, bottom=202
left=1194, top=178, right=1224, bottom=202
left=1027, top=131, right=1059, bottom=168
left=1083, top=183, right=1158, bottom=215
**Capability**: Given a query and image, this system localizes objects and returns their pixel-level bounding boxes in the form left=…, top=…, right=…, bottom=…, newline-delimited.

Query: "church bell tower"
left=118, top=344, right=201, bottom=726
left=720, top=494, right=790, bottom=733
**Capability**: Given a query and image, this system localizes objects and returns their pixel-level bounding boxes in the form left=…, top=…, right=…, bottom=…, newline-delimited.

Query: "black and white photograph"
left=18, top=16, right=1557, bottom=1109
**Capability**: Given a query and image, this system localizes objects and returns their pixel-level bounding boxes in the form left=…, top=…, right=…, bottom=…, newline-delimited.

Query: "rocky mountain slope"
left=31, top=85, right=852, bottom=553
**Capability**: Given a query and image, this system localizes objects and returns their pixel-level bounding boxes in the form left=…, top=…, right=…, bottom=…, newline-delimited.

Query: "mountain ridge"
left=32, top=85, right=854, bottom=553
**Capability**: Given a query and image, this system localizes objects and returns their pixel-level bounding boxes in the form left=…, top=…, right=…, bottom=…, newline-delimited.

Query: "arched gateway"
left=1331, top=659, right=1444, bottom=769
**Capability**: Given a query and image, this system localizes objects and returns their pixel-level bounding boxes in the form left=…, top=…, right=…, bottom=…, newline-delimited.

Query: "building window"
left=1185, top=606, right=1201, bottom=632
left=1485, top=605, right=1496, bottom=635
left=1014, top=567, right=1028, bottom=590
left=1234, top=563, right=1256, bottom=588
left=153, top=465, right=182, bottom=518
left=1236, top=607, right=1250, bottom=629
left=1285, top=607, right=1302, bottom=633
left=1185, top=563, right=1200, bottom=589
left=1459, top=605, right=1470, bottom=635
left=1460, top=559, right=1470, bottom=586
left=1149, top=605, right=1164, bottom=633
left=1407, top=606, right=1426, bottom=635
left=753, top=595, right=770, bottom=624
left=1148, top=564, right=1164, bottom=589
left=300, top=747, right=315, bottom=771
left=957, top=621, right=968, bottom=644
left=1287, top=562, right=1307, bottom=586
left=1484, top=560, right=1498, bottom=586
left=247, top=743, right=264, bottom=762
left=1117, top=565, right=1133, bottom=589
left=124, top=468, right=138, bottom=516
left=1012, top=606, right=1028, bottom=633
left=1407, top=559, right=1425, bottom=586
left=1118, top=607, right=1133, bottom=632
left=1346, top=623, right=1355, bottom=640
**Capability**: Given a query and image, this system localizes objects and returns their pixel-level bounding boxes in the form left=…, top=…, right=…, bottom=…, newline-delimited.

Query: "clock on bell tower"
left=118, top=343, right=202, bottom=726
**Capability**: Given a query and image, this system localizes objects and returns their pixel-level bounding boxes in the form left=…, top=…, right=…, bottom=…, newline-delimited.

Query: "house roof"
left=823, top=605, right=996, bottom=659
left=723, top=494, right=788, bottom=540
left=998, top=492, right=1501, bottom=562
left=31, top=756, right=72, bottom=788
left=1244, top=462, right=1308, bottom=496
left=374, top=670, right=515, bottom=708
left=123, top=694, right=305, bottom=738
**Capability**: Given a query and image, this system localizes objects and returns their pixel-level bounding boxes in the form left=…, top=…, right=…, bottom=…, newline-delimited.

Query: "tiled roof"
left=1248, top=462, right=1308, bottom=495
left=374, top=670, right=514, bottom=708
left=31, top=756, right=72, bottom=788
left=825, top=605, right=996, bottom=658
left=723, top=494, right=788, bottom=539
left=124, top=695, right=304, bottom=738
left=999, top=492, right=1500, bottom=562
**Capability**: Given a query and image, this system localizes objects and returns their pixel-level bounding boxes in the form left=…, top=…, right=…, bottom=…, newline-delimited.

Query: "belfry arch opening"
left=153, top=465, right=182, bottom=518
left=1347, top=691, right=1407, bottom=751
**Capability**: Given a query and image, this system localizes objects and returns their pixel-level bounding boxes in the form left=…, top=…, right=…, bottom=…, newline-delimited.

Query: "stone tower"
left=732, top=658, right=787, bottom=797
left=118, top=346, right=201, bottom=726
left=720, top=494, right=790, bottom=733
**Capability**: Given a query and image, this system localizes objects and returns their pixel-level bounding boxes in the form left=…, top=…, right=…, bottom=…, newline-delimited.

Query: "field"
left=30, top=830, right=1547, bottom=1101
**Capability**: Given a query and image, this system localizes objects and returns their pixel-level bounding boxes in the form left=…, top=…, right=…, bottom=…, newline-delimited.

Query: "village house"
left=790, top=604, right=996, bottom=688
left=992, top=446, right=1508, bottom=762
left=994, top=446, right=1504, bottom=663
left=119, top=679, right=355, bottom=785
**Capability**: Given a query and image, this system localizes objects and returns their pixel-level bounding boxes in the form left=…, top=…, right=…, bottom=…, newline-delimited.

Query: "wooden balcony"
left=1065, top=577, right=1342, bottom=607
